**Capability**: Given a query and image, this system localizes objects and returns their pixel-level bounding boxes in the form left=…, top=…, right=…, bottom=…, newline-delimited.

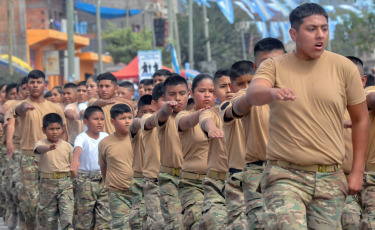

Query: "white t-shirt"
left=74, top=131, right=108, bottom=171
left=78, top=101, right=88, bottom=132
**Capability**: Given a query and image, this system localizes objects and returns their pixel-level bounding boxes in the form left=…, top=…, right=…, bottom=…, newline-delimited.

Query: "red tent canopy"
left=112, top=56, right=184, bottom=82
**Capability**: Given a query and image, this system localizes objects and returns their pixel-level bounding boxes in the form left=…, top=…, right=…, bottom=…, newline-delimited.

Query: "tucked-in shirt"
left=156, top=114, right=183, bottom=169
left=16, top=98, right=67, bottom=151
left=98, top=134, right=133, bottom=190
left=219, top=100, right=246, bottom=170
left=175, top=110, right=209, bottom=174
left=141, top=114, right=161, bottom=178
left=65, top=102, right=83, bottom=144
left=74, top=132, right=108, bottom=171
left=366, top=86, right=375, bottom=166
left=35, top=139, right=73, bottom=173
left=253, top=51, right=366, bottom=165
left=199, top=106, right=228, bottom=173
left=131, top=131, right=144, bottom=173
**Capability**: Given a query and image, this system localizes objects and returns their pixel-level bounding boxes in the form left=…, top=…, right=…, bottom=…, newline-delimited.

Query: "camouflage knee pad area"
left=143, top=177, right=164, bottom=230
left=109, top=191, right=132, bottom=230
left=129, top=177, right=146, bottom=230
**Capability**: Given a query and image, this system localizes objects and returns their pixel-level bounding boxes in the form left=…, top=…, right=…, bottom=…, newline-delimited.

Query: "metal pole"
left=202, top=4, right=211, bottom=62
left=188, top=0, right=194, bottom=68
left=126, top=4, right=130, bottom=28
left=167, top=0, right=173, bottom=42
left=172, top=1, right=181, bottom=64
left=241, top=30, right=247, bottom=60
left=67, top=0, right=75, bottom=81
left=96, top=0, right=103, bottom=74
left=8, top=0, right=14, bottom=75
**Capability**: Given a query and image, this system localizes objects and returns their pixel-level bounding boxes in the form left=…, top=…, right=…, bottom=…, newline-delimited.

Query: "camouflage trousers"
left=0, top=151, right=6, bottom=217
left=109, top=190, right=132, bottom=230
left=19, top=154, right=40, bottom=229
left=178, top=177, right=204, bottom=230
left=143, top=177, right=164, bottom=229
left=158, top=172, right=182, bottom=229
left=74, top=173, right=111, bottom=230
left=261, top=164, right=347, bottom=230
left=243, top=163, right=265, bottom=230
left=341, top=194, right=361, bottom=230
left=199, top=176, right=227, bottom=230
left=38, top=177, right=74, bottom=230
left=10, top=148, right=25, bottom=229
left=129, top=177, right=146, bottom=229
left=224, top=170, right=247, bottom=230
left=360, top=171, right=375, bottom=229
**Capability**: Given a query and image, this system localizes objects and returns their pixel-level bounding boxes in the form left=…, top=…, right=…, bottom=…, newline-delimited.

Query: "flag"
left=339, top=4, right=363, bottom=16
left=216, top=0, right=234, bottom=24
left=279, top=21, right=291, bottom=44
left=270, top=22, right=280, bottom=38
left=194, top=0, right=210, bottom=7
left=269, top=0, right=290, bottom=17
left=253, top=0, right=274, bottom=21
left=234, top=1, right=255, bottom=20
left=323, top=5, right=335, bottom=13
left=256, top=21, right=269, bottom=39
left=167, top=43, right=180, bottom=74
left=329, top=20, right=338, bottom=40
left=240, top=0, right=256, bottom=13
left=284, top=0, right=297, bottom=9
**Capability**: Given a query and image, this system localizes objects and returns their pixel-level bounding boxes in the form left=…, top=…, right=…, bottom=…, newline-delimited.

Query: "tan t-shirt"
left=219, top=100, right=246, bottom=169
left=17, top=98, right=67, bottom=151
left=199, top=106, right=228, bottom=173
left=65, top=102, right=83, bottom=144
left=156, top=114, right=183, bottom=169
left=98, top=134, right=134, bottom=190
left=365, top=86, right=375, bottom=166
left=141, top=114, right=161, bottom=178
left=342, top=110, right=352, bottom=174
left=131, top=131, right=144, bottom=173
left=253, top=51, right=366, bottom=165
left=88, top=98, right=133, bottom=134
left=175, top=110, right=209, bottom=174
left=34, top=139, right=73, bottom=173
left=4, top=100, right=22, bottom=145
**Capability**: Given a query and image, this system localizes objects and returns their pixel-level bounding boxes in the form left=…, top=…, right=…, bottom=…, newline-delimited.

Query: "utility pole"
left=202, top=4, right=211, bottom=62
left=126, top=3, right=130, bottom=28
left=171, top=0, right=181, bottom=64
left=8, top=0, right=14, bottom=75
left=167, top=0, right=174, bottom=42
left=67, top=0, right=75, bottom=81
left=241, top=30, right=247, bottom=60
left=188, top=0, right=194, bottom=68
left=96, top=0, right=103, bottom=74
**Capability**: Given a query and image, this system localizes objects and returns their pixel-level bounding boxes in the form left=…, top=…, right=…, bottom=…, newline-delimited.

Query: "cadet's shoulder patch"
left=221, top=102, right=230, bottom=111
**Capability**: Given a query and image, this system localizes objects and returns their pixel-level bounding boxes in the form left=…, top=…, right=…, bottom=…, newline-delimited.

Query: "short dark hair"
left=110, top=104, right=132, bottom=119
left=20, top=76, right=28, bottom=86
left=78, top=81, right=86, bottom=87
left=83, top=106, right=104, bottom=120
left=43, top=113, right=63, bottom=129
left=152, top=69, right=172, bottom=79
left=5, top=83, right=17, bottom=96
left=97, top=72, right=117, bottom=85
left=140, top=79, right=153, bottom=86
left=44, top=91, right=52, bottom=98
left=254, top=38, right=286, bottom=58
left=187, top=98, right=194, bottom=106
left=229, top=61, right=255, bottom=82
left=214, top=68, right=231, bottom=84
left=28, top=70, right=45, bottom=81
left=138, top=95, right=153, bottom=110
left=119, top=81, right=135, bottom=92
left=152, top=83, right=164, bottom=102
left=162, top=75, right=188, bottom=95
left=87, top=75, right=98, bottom=82
left=289, top=3, right=328, bottom=30
left=63, top=83, right=77, bottom=90
left=346, top=56, right=364, bottom=67
left=52, top=86, right=63, bottom=95
left=192, top=74, right=214, bottom=92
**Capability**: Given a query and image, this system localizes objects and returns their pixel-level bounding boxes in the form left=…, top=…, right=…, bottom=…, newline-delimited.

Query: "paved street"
left=0, top=218, right=18, bottom=230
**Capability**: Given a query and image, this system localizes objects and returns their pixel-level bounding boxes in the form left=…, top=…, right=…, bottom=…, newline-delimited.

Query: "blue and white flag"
left=240, top=0, right=256, bottom=13
left=193, top=0, right=210, bottom=7
left=339, top=4, right=363, bottom=17
left=323, top=5, right=335, bottom=13
left=279, top=21, right=291, bottom=44
left=284, top=0, right=297, bottom=9
left=270, top=22, right=280, bottom=38
left=328, top=20, right=338, bottom=40
left=253, top=0, right=274, bottom=21
left=216, top=0, right=234, bottom=24
left=234, top=1, right=255, bottom=19
left=167, top=43, right=180, bottom=74
left=256, top=21, right=269, bottom=39
left=269, top=0, right=290, bottom=17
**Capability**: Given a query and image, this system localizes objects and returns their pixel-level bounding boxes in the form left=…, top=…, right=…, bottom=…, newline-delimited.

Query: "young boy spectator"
left=143, top=76, right=189, bottom=228
left=44, top=91, right=52, bottom=101
left=140, top=84, right=165, bottom=229
left=77, top=81, right=88, bottom=105
left=64, top=83, right=83, bottom=145
left=152, top=69, right=172, bottom=86
left=198, top=69, right=232, bottom=229
left=128, top=95, right=156, bottom=229
left=118, top=81, right=135, bottom=100
left=15, top=70, right=67, bottom=229
left=138, top=79, right=154, bottom=98
left=99, top=104, right=134, bottom=229
left=89, top=72, right=133, bottom=134
left=70, top=106, right=111, bottom=229
left=35, top=113, right=74, bottom=230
